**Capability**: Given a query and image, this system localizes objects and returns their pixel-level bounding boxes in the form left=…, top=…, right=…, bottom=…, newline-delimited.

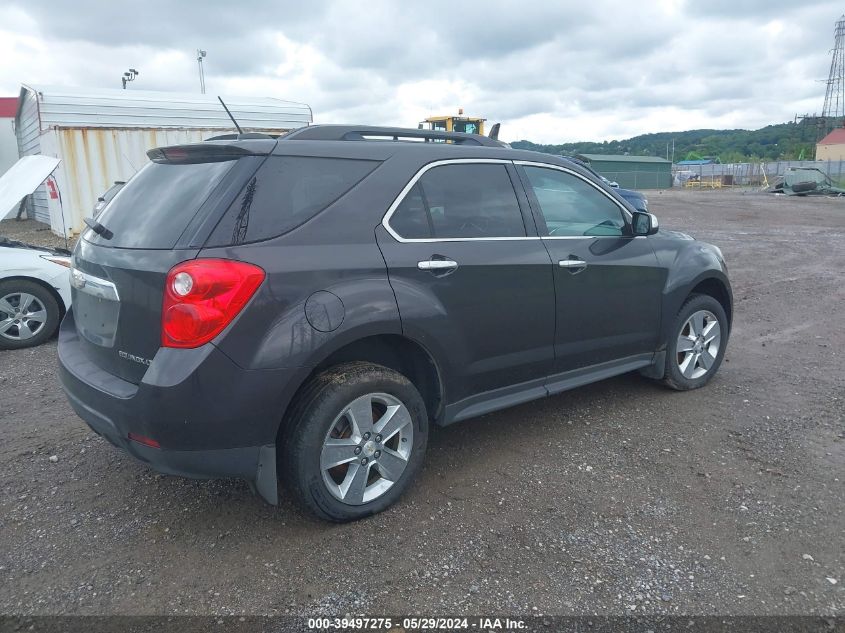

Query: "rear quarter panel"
left=203, top=154, right=411, bottom=371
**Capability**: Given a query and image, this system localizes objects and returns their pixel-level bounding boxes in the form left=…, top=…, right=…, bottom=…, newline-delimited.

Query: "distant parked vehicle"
left=0, top=239, right=71, bottom=349
left=562, top=156, right=648, bottom=212
left=598, top=174, right=620, bottom=188
left=92, top=181, right=126, bottom=217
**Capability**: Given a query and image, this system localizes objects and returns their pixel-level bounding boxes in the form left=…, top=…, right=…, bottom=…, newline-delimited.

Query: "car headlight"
left=40, top=255, right=71, bottom=268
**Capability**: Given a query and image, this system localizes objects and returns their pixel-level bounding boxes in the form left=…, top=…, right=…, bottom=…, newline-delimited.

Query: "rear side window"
left=86, top=161, right=235, bottom=249
left=208, top=156, right=379, bottom=245
left=389, top=184, right=431, bottom=239
left=389, top=163, right=525, bottom=239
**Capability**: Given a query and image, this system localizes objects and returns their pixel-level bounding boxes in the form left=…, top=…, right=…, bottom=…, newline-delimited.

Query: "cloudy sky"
left=0, top=0, right=842, bottom=143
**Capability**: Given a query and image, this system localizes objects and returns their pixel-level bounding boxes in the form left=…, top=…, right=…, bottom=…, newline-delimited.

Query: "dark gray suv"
left=58, top=125, right=732, bottom=521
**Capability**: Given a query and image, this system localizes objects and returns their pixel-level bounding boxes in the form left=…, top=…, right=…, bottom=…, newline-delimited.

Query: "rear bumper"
left=57, top=308, right=307, bottom=503
left=60, top=382, right=266, bottom=479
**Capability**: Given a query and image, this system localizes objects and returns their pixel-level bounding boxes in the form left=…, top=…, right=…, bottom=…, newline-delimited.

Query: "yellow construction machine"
left=419, top=109, right=500, bottom=140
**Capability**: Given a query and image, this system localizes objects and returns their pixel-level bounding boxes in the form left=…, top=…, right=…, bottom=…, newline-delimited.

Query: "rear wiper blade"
left=83, top=217, right=114, bottom=240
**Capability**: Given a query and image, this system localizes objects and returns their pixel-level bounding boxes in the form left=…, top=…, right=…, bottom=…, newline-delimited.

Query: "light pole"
left=197, top=49, right=207, bottom=94
left=121, top=68, right=139, bottom=89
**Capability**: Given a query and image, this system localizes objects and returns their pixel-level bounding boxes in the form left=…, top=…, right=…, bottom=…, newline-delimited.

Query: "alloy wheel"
left=320, top=392, right=414, bottom=505
left=0, top=292, right=48, bottom=341
left=676, top=309, right=721, bottom=379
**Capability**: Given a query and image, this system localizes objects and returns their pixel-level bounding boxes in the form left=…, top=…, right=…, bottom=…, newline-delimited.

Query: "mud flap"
left=638, top=350, right=666, bottom=380
left=254, top=444, right=278, bottom=505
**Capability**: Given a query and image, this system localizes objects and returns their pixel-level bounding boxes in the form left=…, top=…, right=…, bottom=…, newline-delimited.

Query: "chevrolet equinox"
left=58, top=125, right=732, bottom=521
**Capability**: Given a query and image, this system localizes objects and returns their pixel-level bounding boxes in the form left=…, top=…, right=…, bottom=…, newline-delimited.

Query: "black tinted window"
left=524, top=166, right=626, bottom=237
left=86, top=160, right=235, bottom=249
left=389, top=163, right=525, bottom=239
left=209, top=156, right=378, bottom=245
left=389, top=184, right=431, bottom=239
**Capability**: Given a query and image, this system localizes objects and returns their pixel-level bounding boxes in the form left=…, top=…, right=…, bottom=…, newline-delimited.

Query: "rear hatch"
left=70, top=142, right=269, bottom=383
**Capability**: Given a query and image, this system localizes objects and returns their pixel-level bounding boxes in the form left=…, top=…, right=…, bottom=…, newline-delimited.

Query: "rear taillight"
left=161, top=259, right=265, bottom=349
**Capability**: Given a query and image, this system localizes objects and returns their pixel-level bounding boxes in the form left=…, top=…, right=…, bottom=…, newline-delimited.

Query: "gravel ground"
left=0, top=217, right=76, bottom=250
left=0, top=190, right=843, bottom=617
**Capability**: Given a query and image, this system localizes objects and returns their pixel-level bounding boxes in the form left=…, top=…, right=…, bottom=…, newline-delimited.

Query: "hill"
left=511, top=121, right=821, bottom=162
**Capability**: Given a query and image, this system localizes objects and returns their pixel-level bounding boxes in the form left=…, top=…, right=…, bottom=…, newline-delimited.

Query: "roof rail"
left=281, top=124, right=506, bottom=148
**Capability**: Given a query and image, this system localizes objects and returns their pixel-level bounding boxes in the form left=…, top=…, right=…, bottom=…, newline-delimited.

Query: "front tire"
left=281, top=362, right=429, bottom=522
left=661, top=294, right=728, bottom=391
left=0, top=280, right=61, bottom=350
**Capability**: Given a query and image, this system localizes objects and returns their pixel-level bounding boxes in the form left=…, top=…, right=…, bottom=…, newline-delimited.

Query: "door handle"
left=559, top=258, right=587, bottom=274
left=418, top=259, right=458, bottom=271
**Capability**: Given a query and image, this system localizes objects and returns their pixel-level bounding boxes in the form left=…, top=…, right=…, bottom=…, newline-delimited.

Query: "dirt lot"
left=0, top=190, right=843, bottom=617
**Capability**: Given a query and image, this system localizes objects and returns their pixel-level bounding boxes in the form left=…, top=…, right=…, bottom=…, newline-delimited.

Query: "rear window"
left=85, top=160, right=236, bottom=249
left=207, top=156, right=379, bottom=246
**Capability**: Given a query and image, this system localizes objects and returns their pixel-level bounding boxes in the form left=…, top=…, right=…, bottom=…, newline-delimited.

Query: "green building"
left=577, top=154, right=672, bottom=190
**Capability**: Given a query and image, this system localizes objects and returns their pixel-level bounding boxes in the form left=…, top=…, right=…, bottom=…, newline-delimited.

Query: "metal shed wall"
left=0, top=118, right=19, bottom=219
left=26, top=84, right=312, bottom=130
left=14, top=85, right=313, bottom=235
left=14, top=89, right=50, bottom=223
left=578, top=154, right=672, bottom=189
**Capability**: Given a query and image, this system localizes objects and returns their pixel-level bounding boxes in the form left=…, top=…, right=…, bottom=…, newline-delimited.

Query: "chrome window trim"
left=381, top=158, right=637, bottom=243
left=542, top=235, right=647, bottom=240
left=381, top=158, right=537, bottom=243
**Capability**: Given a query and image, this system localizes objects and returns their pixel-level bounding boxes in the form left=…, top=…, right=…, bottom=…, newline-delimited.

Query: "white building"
left=0, top=97, right=19, bottom=218
left=15, top=85, right=312, bottom=236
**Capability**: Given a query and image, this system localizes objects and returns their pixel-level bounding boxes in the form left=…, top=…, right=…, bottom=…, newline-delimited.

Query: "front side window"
left=523, top=166, right=626, bottom=237
left=389, top=163, right=525, bottom=239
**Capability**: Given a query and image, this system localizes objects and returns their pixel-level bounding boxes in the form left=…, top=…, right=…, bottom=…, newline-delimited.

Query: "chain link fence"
left=671, top=160, right=845, bottom=189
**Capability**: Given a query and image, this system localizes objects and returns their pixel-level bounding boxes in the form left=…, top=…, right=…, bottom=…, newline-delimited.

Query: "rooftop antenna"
left=217, top=96, right=243, bottom=135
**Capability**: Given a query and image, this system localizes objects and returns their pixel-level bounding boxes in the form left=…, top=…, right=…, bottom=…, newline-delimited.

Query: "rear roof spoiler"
left=147, top=143, right=266, bottom=164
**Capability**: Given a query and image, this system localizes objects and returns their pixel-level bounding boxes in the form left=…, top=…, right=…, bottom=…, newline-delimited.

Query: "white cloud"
left=1, top=0, right=843, bottom=143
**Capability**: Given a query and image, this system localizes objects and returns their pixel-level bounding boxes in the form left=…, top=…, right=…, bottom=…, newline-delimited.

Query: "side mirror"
left=632, top=211, right=659, bottom=236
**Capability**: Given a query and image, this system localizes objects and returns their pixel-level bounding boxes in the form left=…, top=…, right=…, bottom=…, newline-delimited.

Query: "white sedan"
left=0, top=239, right=71, bottom=349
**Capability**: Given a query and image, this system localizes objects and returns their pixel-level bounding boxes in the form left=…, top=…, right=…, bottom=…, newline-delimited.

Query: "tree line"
left=511, top=120, right=823, bottom=163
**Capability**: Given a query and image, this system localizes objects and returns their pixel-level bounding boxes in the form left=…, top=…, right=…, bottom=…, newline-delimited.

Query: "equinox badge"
left=118, top=351, right=151, bottom=366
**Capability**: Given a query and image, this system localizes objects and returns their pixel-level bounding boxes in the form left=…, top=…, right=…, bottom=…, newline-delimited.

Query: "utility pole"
left=197, top=49, right=207, bottom=94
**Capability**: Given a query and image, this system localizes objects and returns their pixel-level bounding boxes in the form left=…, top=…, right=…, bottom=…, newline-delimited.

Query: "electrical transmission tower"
left=795, top=16, right=845, bottom=141
left=821, top=15, right=845, bottom=135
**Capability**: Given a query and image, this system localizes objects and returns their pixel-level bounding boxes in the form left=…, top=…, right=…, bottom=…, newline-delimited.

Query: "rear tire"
left=0, top=279, right=61, bottom=350
left=280, top=362, right=429, bottom=522
left=661, top=294, right=728, bottom=391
